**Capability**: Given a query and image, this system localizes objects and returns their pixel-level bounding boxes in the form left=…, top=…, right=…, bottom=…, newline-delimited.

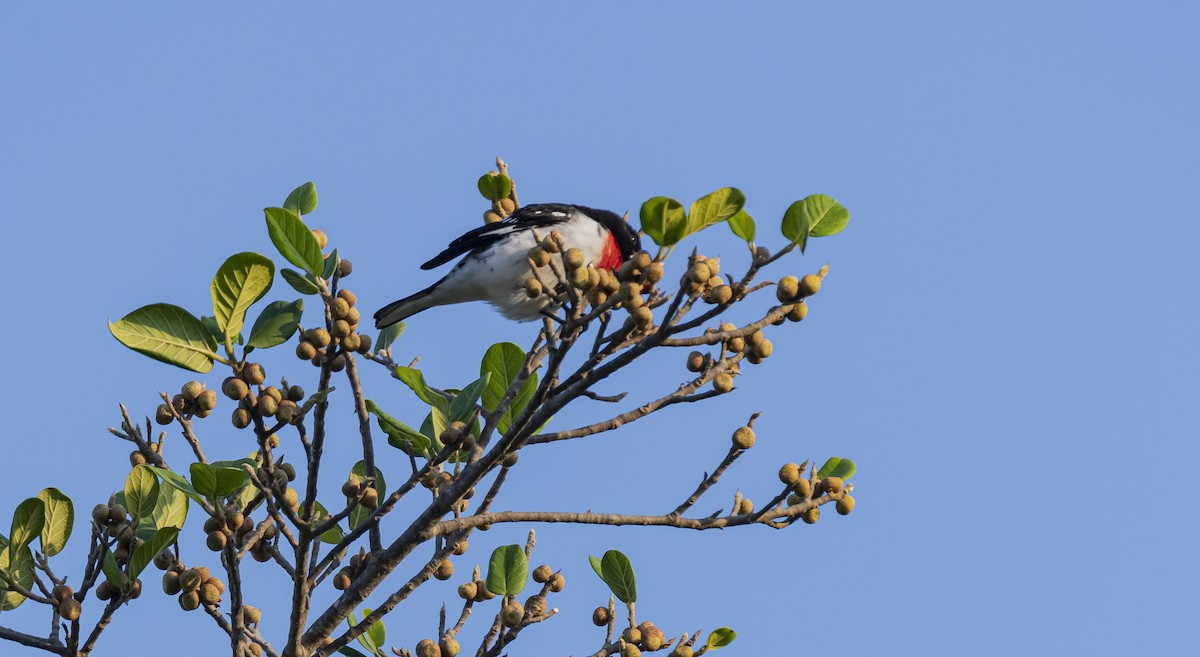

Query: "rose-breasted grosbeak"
left=373, top=203, right=641, bottom=327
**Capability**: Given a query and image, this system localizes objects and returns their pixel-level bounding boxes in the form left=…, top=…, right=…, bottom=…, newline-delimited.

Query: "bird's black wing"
left=420, top=204, right=578, bottom=270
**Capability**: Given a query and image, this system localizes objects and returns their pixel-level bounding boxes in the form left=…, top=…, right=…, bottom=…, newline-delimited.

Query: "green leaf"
left=429, top=404, right=453, bottom=453
left=364, top=608, right=385, bottom=650
left=128, top=526, right=179, bottom=581
left=200, top=315, right=243, bottom=345
left=36, top=488, right=72, bottom=557
left=210, top=457, right=258, bottom=471
left=803, top=194, right=850, bottom=237
left=486, top=544, right=528, bottom=596
left=8, top=498, right=45, bottom=551
left=347, top=462, right=387, bottom=530
left=393, top=366, right=449, bottom=412
left=588, top=554, right=604, bottom=580
left=146, top=466, right=205, bottom=504
left=236, top=482, right=261, bottom=516
left=376, top=322, right=406, bottom=352
left=477, top=173, right=513, bottom=201
left=337, top=646, right=372, bottom=657
left=109, top=303, right=218, bottom=373
left=310, top=501, right=343, bottom=544
left=247, top=299, right=305, bottom=349
left=281, top=268, right=320, bottom=295
left=190, top=463, right=247, bottom=500
left=135, top=514, right=158, bottom=541
left=283, top=182, right=318, bottom=216
left=706, top=627, right=737, bottom=649
left=728, top=209, right=756, bottom=244
left=347, top=607, right=382, bottom=654
left=781, top=200, right=811, bottom=253
left=365, top=400, right=432, bottom=457
left=816, top=457, right=856, bottom=480
left=600, top=550, right=637, bottom=603
left=480, top=342, right=539, bottom=434
left=152, top=483, right=189, bottom=531
left=449, top=373, right=490, bottom=424
left=101, top=547, right=124, bottom=588
left=322, top=249, right=340, bottom=280
left=212, top=252, right=275, bottom=342
left=688, top=187, right=745, bottom=235
left=124, top=465, right=160, bottom=520
left=0, top=544, right=34, bottom=610
left=782, top=195, right=851, bottom=253
left=639, top=196, right=687, bottom=247
left=265, top=207, right=324, bottom=275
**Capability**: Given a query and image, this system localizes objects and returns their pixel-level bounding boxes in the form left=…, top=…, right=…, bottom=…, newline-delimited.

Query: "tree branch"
left=434, top=496, right=833, bottom=535
left=0, top=625, right=63, bottom=654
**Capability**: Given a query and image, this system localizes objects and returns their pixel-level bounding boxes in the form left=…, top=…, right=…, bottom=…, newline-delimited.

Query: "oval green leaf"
left=804, top=194, right=850, bottom=237
left=421, top=405, right=449, bottom=459
left=366, top=400, right=432, bottom=458
left=376, top=322, right=406, bottom=352
left=147, top=466, right=205, bottom=504
left=109, top=303, right=218, bottom=373
left=588, top=554, right=604, bottom=579
left=283, top=181, right=318, bottom=216
left=449, top=373, right=490, bottom=424
left=212, top=252, right=275, bottom=341
left=101, top=547, right=124, bottom=588
left=480, top=342, right=539, bottom=434
left=816, top=457, right=856, bottom=480
left=477, top=173, right=513, bottom=201
left=152, top=482, right=189, bottom=531
left=36, top=488, right=73, bottom=557
left=706, top=627, right=737, bottom=649
left=393, top=366, right=447, bottom=411
left=486, top=544, right=528, bottom=596
left=265, top=207, right=324, bottom=275
left=8, top=498, right=45, bottom=551
left=688, top=187, right=745, bottom=234
left=728, top=208, right=756, bottom=245
left=0, top=544, right=34, bottom=610
left=640, top=196, right=687, bottom=247
left=363, top=609, right=385, bottom=650
left=781, top=200, right=811, bottom=253
left=322, top=249, right=340, bottom=280
left=200, top=315, right=243, bottom=346
left=128, top=526, right=179, bottom=581
left=600, top=549, right=636, bottom=603
left=247, top=299, right=304, bottom=349
left=281, top=268, right=321, bottom=295
left=190, top=463, right=247, bottom=499
left=125, top=465, right=160, bottom=520
left=311, top=501, right=343, bottom=544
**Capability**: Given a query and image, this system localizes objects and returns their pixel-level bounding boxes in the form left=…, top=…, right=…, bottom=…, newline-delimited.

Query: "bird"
left=374, top=203, right=642, bottom=327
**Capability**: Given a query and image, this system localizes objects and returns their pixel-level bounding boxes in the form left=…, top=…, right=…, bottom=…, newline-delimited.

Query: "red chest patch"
left=597, top=233, right=623, bottom=270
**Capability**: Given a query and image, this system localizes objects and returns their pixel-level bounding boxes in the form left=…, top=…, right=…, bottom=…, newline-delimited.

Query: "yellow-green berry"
left=798, top=274, right=822, bottom=297
left=713, top=373, right=734, bottom=393
left=779, top=462, right=802, bottom=485
left=777, top=276, right=800, bottom=301
left=732, top=426, right=755, bottom=449
left=787, top=302, right=808, bottom=322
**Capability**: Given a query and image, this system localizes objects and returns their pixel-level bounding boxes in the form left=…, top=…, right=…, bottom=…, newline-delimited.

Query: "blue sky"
left=2, top=3, right=1198, bottom=655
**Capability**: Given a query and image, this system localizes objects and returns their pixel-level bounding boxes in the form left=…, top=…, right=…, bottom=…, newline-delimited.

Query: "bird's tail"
left=373, top=278, right=446, bottom=328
